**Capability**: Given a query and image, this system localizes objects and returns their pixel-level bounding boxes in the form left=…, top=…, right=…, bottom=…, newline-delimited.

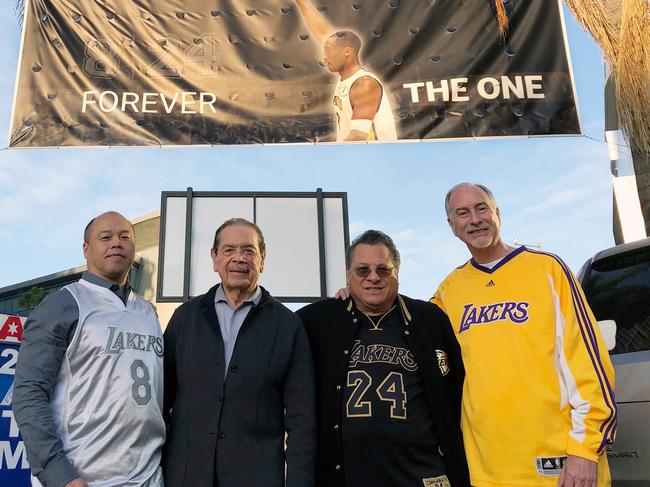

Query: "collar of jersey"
left=346, top=294, right=412, bottom=327
left=469, top=245, right=526, bottom=274
left=79, top=278, right=131, bottom=307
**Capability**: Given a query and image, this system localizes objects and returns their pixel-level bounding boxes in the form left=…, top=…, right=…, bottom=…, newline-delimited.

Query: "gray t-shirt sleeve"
left=13, top=289, right=81, bottom=486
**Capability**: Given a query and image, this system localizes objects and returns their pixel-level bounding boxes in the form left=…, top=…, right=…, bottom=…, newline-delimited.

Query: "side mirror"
left=597, top=320, right=617, bottom=351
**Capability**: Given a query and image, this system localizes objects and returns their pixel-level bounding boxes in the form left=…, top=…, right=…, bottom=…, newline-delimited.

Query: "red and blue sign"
left=0, top=314, right=31, bottom=487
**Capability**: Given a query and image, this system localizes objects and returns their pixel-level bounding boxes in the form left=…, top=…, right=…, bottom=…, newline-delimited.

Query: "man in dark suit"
left=297, top=230, right=470, bottom=487
left=162, top=218, right=316, bottom=487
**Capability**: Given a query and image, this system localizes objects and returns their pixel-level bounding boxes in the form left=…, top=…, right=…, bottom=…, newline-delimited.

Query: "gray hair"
left=212, top=218, right=266, bottom=254
left=444, top=182, right=498, bottom=219
left=345, top=230, right=400, bottom=270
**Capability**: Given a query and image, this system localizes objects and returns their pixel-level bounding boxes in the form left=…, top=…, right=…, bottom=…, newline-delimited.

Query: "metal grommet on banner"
left=512, top=104, right=525, bottom=117
left=474, top=105, right=487, bottom=118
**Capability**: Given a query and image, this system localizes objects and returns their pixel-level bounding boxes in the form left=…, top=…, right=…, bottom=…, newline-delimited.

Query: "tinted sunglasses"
left=352, top=266, right=394, bottom=278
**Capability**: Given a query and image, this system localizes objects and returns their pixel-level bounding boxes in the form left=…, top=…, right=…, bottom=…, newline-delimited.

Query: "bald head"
left=444, top=183, right=498, bottom=219
left=84, top=211, right=134, bottom=243
left=329, top=30, right=362, bottom=54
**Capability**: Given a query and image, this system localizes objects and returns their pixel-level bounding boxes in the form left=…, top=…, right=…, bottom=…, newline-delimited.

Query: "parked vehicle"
left=578, top=237, right=650, bottom=486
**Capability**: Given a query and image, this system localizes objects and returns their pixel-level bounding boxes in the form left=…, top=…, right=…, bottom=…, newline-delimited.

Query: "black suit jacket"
left=297, top=295, right=470, bottom=487
left=162, top=284, right=316, bottom=487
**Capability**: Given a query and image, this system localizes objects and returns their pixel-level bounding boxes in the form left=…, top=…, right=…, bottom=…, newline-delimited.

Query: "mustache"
left=228, top=265, right=250, bottom=271
left=469, top=224, right=489, bottom=231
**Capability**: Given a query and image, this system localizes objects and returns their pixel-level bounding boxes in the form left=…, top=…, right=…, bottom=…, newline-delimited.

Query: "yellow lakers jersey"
left=433, top=247, right=615, bottom=487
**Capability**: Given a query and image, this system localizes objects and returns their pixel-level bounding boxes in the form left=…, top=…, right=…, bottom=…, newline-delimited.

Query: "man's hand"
left=65, top=478, right=89, bottom=487
left=557, top=455, right=598, bottom=487
left=334, top=287, right=350, bottom=300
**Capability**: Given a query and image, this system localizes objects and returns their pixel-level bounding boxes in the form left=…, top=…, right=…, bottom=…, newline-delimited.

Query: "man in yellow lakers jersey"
left=433, top=183, right=616, bottom=487
left=294, top=0, right=397, bottom=141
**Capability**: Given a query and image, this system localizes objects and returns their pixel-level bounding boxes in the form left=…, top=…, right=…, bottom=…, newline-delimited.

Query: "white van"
left=578, top=237, right=650, bottom=486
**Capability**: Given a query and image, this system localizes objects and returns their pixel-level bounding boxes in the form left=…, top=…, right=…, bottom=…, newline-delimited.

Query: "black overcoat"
left=162, top=284, right=316, bottom=487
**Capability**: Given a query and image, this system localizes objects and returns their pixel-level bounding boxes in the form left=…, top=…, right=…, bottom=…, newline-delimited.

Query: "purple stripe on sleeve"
left=526, top=249, right=617, bottom=449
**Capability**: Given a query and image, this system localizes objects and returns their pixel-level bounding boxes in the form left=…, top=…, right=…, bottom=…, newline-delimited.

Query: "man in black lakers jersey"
left=298, top=230, right=469, bottom=487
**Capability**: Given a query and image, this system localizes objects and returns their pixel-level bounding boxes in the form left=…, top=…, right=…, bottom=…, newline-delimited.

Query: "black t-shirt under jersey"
left=342, top=307, right=446, bottom=486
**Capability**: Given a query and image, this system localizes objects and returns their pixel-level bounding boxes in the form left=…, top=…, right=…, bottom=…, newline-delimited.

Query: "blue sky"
left=0, top=4, right=618, bottom=300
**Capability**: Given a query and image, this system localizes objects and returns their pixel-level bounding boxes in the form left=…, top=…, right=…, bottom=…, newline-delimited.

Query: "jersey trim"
left=469, top=245, right=526, bottom=274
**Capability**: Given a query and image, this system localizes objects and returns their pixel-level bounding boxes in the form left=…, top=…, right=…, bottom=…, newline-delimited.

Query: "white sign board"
left=157, top=190, right=349, bottom=302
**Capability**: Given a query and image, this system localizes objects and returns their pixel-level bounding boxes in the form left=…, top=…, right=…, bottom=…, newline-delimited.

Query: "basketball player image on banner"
left=294, top=0, right=398, bottom=142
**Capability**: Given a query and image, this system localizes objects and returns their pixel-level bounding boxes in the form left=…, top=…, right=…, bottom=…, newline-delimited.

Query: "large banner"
left=0, top=314, right=30, bottom=487
left=9, top=0, right=580, bottom=148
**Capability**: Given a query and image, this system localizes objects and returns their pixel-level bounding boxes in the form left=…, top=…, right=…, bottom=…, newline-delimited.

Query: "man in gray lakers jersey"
left=14, top=212, right=164, bottom=487
left=295, top=0, right=398, bottom=142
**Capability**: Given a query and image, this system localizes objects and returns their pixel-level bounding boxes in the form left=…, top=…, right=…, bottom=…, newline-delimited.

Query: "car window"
left=582, top=250, right=650, bottom=355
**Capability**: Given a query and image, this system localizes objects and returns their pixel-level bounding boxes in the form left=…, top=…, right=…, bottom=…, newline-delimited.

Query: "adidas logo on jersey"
left=486, top=280, right=495, bottom=287
left=536, top=456, right=566, bottom=476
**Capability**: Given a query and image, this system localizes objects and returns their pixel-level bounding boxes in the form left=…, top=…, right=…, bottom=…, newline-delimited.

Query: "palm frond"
left=15, top=0, right=25, bottom=25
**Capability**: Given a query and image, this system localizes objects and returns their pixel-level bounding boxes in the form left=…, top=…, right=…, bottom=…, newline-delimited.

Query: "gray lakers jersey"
left=333, top=68, right=398, bottom=142
left=48, top=279, right=165, bottom=487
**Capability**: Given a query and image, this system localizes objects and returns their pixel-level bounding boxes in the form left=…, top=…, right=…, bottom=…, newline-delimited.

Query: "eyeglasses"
left=352, top=266, right=395, bottom=278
